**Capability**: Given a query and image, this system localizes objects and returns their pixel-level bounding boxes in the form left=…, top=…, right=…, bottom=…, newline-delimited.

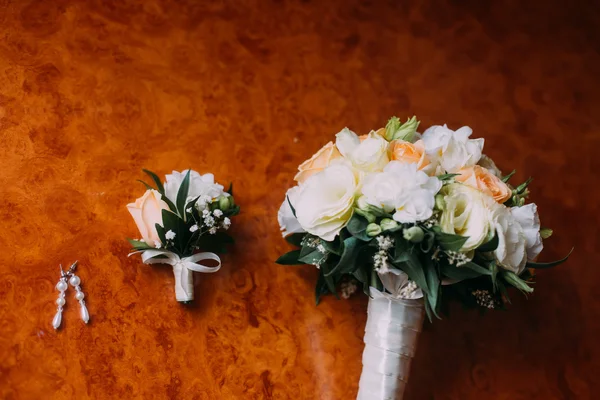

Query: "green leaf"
left=299, top=249, right=324, bottom=265
left=422, top=256, right=441, bottom=317
left=227, top=183, right=233, bottom=196
left=276, top=250, right=303, bottom=265
left=440, top=263, right=482, bottom=280
left=464, top=261, right=492, bottom=276
left=321, top=236, right=342, bottom=256
left=393, top=235, right=411, bottom=263
left=287, top=196, right=296, bottom=218
left=325, top=236, right=361, bottom=276
left=502, top=270, right=534, bottom=294
left=501, top=170, right=516, bottom=183
left=176, top=170, right=192, bottom=216
left=142, top=169, right=165, bottom=194
left=346, top=214, right=371, bottom=241
left=127, top=238, right=152, bottom=250
left=396, top=253, right=429, bottom=295
left=285, top=233, right=306, bottom=247
left=319, top=262, right=338, bottom=297
left=315, top=271, right=330, bottom=305
left=160, top=209, right=190, bottom=254
left=435, top=231, right=469, bottom=252
left=137, top=180, right=155, bottom=191
left=420, top=232, right=435, bottom=253
left=526, top=248, right=573, bottom=269
left=477, top=232, right=499, bottom=252
left=437, top=173, right=459, bottom=181
left=155, top=223, right=166, bottom=246
left=490, top=261, right=498, bottom=292
left=185, top=196, right=201, bottom=213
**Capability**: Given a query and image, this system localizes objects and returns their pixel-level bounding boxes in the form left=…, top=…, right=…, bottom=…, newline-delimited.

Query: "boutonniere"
left=127, top=169, right=239, bottom=303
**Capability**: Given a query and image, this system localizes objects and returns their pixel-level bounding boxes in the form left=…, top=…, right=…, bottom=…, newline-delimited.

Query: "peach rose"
left=456, top=165, right=512, bottom=203
left=389, top=139, right=430, bottom=172
left=127, top=189, right=170, bottom=246
left=294, top=141, right=343, bottom=183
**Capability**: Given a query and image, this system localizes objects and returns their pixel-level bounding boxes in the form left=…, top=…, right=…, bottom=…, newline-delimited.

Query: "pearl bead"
left=56, top=297, right=66, bottom=306
left=56, top=281, right=68, bottom=292
left=75, top=291, right=85, bottom=301
left=69, top=275, right=81, bottom=287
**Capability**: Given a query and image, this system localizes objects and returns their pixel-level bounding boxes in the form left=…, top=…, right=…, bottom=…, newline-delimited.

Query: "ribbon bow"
left=131, top=250, right=221, bottom=302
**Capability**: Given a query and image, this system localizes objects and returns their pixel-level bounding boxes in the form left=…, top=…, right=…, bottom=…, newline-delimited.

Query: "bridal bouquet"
left=277, top=117, right=570, bottom=399
left=127, top=169, right=239, bottom=303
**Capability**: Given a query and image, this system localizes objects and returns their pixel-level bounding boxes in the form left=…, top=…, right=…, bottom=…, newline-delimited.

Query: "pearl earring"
left=52, top=265, right=69, bottom=330
left=67, top=262, right=89, bottom=324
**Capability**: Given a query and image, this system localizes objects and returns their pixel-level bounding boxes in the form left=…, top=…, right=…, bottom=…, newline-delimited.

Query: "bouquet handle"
left=173, top=262, right=195, bottom=302
left=357, top=288, right=425, bottom=400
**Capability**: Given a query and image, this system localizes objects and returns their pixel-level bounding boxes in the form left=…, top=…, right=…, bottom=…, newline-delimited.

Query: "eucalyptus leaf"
left=299, top=249, right=324, bottom=265
left=437, top=173, right=460, bottom=181
left=526, top=248, right=573, bottom=269
left=435, top=231, right=469, bottom=252
left=464, top=261, right=492, bottom=276
left=137, top=180, right=155, bottom=191
left=285, top=233, right=306, bottom=247
left=325, top=236, right=361, bottom=276
left=176, top=169, right=192, bottom=216
left=276, top=250, right=303, bottom=265
left=142, top=169, right=165, bottom=194
left=477, top=233, right=499, bottom=252
left=346, top=214, right=371, bottom=241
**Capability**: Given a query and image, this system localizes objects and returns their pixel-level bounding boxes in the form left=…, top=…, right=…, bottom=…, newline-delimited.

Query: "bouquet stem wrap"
left=134, top=250, right=222, bottom=303
left=357, top=288, right=425, bottom=400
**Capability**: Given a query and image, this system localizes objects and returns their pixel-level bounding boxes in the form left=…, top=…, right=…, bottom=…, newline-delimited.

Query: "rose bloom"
left=294, top=162, right=360, bottom=241
left=487, top=200, right=527, bottom=274
left=456, top=165, right=512, bottom=203
left=294, top=141, right=343, bottom=184
left=389, top=139, right=431, bottom=172
left=439, top=183, right=490, bottom=251
left=336, top=128, right=389, bottom=173
left=127, top=189, right=169, bottom=246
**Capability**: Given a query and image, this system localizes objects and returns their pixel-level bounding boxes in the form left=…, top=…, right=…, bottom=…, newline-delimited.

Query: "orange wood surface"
left=0, top=0, right=598, bottom=399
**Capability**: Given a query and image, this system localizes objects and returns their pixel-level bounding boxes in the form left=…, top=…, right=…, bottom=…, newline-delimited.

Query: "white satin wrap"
left=133, top=250, right=221, bottom=302
left=357, top=288, right=425, bottom=400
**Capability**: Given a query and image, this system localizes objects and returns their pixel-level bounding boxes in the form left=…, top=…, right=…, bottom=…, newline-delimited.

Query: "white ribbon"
left=357, top=288, right=425, bottom=400
left=132, top=250, right=221, bottom=302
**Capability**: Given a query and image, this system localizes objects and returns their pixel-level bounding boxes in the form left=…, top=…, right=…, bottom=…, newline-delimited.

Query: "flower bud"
left=366, top=223, right=382, bottom=237
left=218, top=195, right=231, bottom=211
left=403, top=226, right=424, bottom=243
left=356, top=195, right=370, bottom=211
left=380, top=218, right=399, bottom=231
left=385, top=116, right=420, bottom=142
left=355, top=208, right=376, bottom=223
left=435, top=194, right=445, bottom=211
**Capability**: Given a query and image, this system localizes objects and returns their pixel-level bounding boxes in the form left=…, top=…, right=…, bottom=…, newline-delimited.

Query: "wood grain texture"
left=0, top=0, right=598, bottom=398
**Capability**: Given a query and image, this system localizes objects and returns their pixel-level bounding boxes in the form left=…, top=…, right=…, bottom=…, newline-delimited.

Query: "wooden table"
left=1, top=0, right=598, bottom=398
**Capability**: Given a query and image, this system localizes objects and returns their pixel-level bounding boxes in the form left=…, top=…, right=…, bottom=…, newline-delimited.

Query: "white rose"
left=422, top=124, right=484, bottom=173
left=511, top=203, right=543, bottom=261
left=164, top=170, right=226, bottom=205
left=362, top=162, right=442, bottom=223
left=335, top=128, right=389, bottom=172
left=487, top=201, right=527, bottom=274
left=277, top=186, right=305, bottom=237
left=294, top=163, right=360, bottom=241
left=439, top=183, right=490, bottom=251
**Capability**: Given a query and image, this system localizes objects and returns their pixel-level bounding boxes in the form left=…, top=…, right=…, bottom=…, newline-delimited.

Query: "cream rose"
left=439, top=183, right=490, bottom=251
left=127, top=189, right=170, bottom=246
left=164, top=170, right=226, bottom=205
left=277, top=186, right=305, bottom=237
left=511, top=203, right=543, bottom=261
left=456, top=165, right=512, bottom=203
left=422, top=125, right=484, bottom=173
left=336, top=128, right=389, bottom=172
left=294, top=141, right=343, bottom=184
left=487, top=201, right=527, bottom=274
left=294, top=163, right=360, bottom=241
